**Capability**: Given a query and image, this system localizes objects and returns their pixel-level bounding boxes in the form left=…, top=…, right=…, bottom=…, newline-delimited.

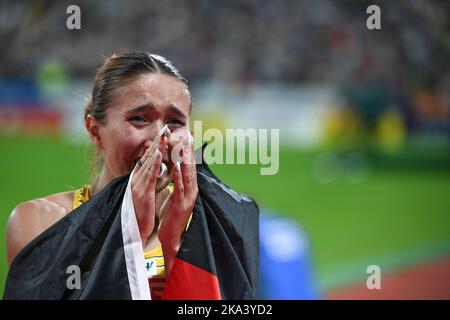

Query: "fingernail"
left=175, top=161, right=180, bottom=171
left=155, top=150, right=161, bottom=160
left=159, top=125, right=169, bottom=137
left=158, top=163, right=167, bottom=177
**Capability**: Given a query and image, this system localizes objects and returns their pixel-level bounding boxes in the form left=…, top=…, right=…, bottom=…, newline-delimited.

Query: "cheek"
left=103, top=127, right=142, bottom=164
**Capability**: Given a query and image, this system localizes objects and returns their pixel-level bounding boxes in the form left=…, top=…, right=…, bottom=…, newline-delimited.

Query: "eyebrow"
left=126, top=103, right=187, bottom=119
left=167, top=104, right=187, bottom=119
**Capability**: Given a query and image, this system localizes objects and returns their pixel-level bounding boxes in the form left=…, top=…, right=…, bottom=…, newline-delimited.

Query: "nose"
left=143, top=122, right=165, bottom=149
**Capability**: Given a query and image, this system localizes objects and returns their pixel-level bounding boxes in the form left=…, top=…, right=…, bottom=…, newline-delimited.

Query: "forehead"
left=109, top=73, right=191, bottom=114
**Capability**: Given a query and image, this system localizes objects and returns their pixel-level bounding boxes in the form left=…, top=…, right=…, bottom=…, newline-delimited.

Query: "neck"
left=90, top=167, right=115, bottom=197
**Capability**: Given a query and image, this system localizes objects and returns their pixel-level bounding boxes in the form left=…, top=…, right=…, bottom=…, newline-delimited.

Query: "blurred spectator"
left=1, top=0, right=448, bottom=88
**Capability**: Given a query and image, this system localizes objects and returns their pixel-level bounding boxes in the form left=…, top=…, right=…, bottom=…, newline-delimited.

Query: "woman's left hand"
left=158, top=136, right=198, bottom=277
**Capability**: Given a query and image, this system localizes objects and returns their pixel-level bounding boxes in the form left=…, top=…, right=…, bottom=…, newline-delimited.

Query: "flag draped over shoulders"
left=3, top=148, right=259, bottom=300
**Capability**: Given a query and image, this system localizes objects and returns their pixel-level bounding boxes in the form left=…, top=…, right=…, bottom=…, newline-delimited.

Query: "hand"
left=131, top=136, right=168, bottom=244
left=158, top=136, right=198, bottom=276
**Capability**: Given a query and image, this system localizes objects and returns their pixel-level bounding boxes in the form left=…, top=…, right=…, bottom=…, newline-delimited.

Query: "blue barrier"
left=0, top=79, right=42, bottom=107
left=259, top=211, right=321, bottom=299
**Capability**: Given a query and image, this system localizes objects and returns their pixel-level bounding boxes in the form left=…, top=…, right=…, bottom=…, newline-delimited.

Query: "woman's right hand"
left=130, top=136, right=168, bottom=244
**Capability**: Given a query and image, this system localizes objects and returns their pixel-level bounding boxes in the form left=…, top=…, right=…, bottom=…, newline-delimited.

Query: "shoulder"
left=6, top=191, right=75, bottom=265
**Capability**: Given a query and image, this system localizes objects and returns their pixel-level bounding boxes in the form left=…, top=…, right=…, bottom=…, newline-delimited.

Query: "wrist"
left=138, top=224, right=153, bottom=245
left=159, top=234, right=180, bottom=253
left=161, top=240, right=179, bottom=277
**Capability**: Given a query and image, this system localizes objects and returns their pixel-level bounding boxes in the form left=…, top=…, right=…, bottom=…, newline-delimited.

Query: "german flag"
left=3, top=148, right=259, bottom=300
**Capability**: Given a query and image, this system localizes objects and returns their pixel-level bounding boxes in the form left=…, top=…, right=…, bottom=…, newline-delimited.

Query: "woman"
left=7, top=53, right=199, bottom=299
left=5, top=52, right=259, bottom=300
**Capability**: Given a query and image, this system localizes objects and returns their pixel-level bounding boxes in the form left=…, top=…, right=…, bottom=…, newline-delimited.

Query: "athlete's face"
left=94, top=73, right=191, bottom=192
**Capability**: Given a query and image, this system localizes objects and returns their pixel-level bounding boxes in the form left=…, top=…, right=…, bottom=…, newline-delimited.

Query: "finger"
left=159, top=192, right=173, bottom=221
left=164, top=128, right=172, bottom=144
left=133, top=143, right=153, bottom=176
left=136, top=131, right=168, bottom=183
left=172, top=161, right=184, bottom=203
left=145, top=149, right=162, bottom=189
left=159, top=135, right=168, bottom=153
left=151, top=125, right=169, bottom=153
left=139, top=125, right=169, bottom=169
left=182, top=135, right=195, bottom=165
left=181, top=140, right=196, bottom=190
left=181, top=143, right=190, bottom=186
left=190, top=138, right=196, bottom=166
left=157, top=136, right=169, bottom=177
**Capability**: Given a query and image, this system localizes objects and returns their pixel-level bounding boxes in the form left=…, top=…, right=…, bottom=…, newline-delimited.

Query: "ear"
left=85, top=114, right=104, bottom=150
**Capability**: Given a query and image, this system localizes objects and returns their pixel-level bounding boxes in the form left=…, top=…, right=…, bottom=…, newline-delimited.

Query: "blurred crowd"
left=0, top=0, right=447, bottom=84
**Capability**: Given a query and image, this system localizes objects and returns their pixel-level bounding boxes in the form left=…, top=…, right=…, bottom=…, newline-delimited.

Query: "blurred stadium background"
left=1, top=0, right=449, bottom=299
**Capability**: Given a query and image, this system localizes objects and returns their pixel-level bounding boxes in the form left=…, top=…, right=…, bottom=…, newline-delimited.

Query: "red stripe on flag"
left=161, top=258, right=221, bottom=300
